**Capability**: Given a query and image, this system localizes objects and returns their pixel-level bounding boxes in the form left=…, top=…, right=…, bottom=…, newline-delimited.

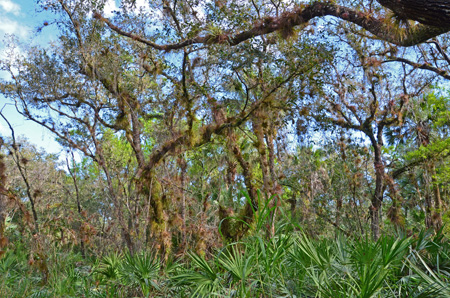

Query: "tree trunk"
left=0, top=138, right=7, bottom=253
left=220, top=132, right=258, bottom=241
left=336, top=195, right=343, bottom=236
left=289, top=193, right=296, bottom=219
left=424, top=189, right=433, bottom=229
left=98, top=152, right=134, bottom=253
left=180, top=157, right=187, bottom=244
left=377, top=0, right=450, bottom=27
left=253, top=117, right=271, bottom=194
left=371, top=144, right=384, bottom=241
left=66, top=155, right=85, bottom=258
left=430, top=164, right=443, bottom=230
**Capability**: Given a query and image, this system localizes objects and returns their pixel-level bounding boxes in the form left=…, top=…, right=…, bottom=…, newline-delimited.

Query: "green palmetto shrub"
left=120, top=251, right=161, bottom=297
left=171, top=252, right=224, bottom=297
left=0, top=250, right=33, bottom=298
left=217, top=243, right=256, bottom=297
left=94, top=252, right=123, bottom=281
left=398, top=228, right=450, bottom=297
left=250, top=233, right=293, bottom=296
left=0, top=250, right=23, bottom=286
left=93, top=251, right=161, bottom=297
left=92, top=252, right=127, bottom=297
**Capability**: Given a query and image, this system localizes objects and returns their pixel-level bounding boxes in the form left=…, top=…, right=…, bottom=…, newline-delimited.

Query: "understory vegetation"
left=2, top=208, right=450, bottom=297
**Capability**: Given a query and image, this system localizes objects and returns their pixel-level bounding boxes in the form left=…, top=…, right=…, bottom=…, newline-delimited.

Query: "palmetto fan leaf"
left=120, top=251, right=161, bottom=296
left=93, top=252, right=122, bottom=281
left=171, top=252, right=223, bottom=297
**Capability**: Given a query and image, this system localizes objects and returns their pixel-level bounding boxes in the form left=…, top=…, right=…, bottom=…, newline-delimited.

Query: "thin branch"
left=66, top=151, right=85, bottom=258
left=384, top=57, right=450, bottom=80
left=427, top=40, right=450, bottom=65
left=0, top=108, right=39, bottom=234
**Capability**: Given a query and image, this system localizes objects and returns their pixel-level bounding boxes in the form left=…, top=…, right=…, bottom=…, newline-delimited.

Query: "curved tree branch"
left=94, top=2, right=450, bottom=50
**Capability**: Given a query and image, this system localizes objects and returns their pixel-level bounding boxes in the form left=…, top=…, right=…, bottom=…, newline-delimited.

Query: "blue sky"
left=0, top=0, right=158, bottom=155
left=0, top=0, right=61, bottom=153
left=0, top=0, right=156, bottom=155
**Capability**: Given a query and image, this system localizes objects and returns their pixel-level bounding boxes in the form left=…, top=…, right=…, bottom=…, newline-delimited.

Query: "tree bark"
left=429, top=164, right=443, bottom=230
left=0, top=138, right=7, bottom=253
left=424, top=186, right=433, bottom=229
left=219, top=132, right=258, bottom=241
left=378, top=0, right=450, bottom=27
left=371, top=143, right=384, bottom=241
left=253, top=117, right=271, bottom=194
left=66, top=154, right=85, bottom=258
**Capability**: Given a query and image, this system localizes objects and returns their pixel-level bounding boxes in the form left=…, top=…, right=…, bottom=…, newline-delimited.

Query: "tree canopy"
left=1, top=1, right=450, bottom=289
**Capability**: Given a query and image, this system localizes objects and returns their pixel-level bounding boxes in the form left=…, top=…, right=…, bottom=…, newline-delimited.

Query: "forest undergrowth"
left=1, top=195, right=449, bottom=298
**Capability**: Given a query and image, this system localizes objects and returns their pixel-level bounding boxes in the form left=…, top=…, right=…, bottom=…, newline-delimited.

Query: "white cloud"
left=0, top=122, right=8, bottom=135
left=0, top=17, right=29, bottom=38
left=104, top=0, right=152, bottom=17
left=104, top=0, right=119, bottom=17
left=132, top=0, right=151, bottom=12
left=0, top=38, right=26, bottom=80
left=0, top=0, right=20, bottom=16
